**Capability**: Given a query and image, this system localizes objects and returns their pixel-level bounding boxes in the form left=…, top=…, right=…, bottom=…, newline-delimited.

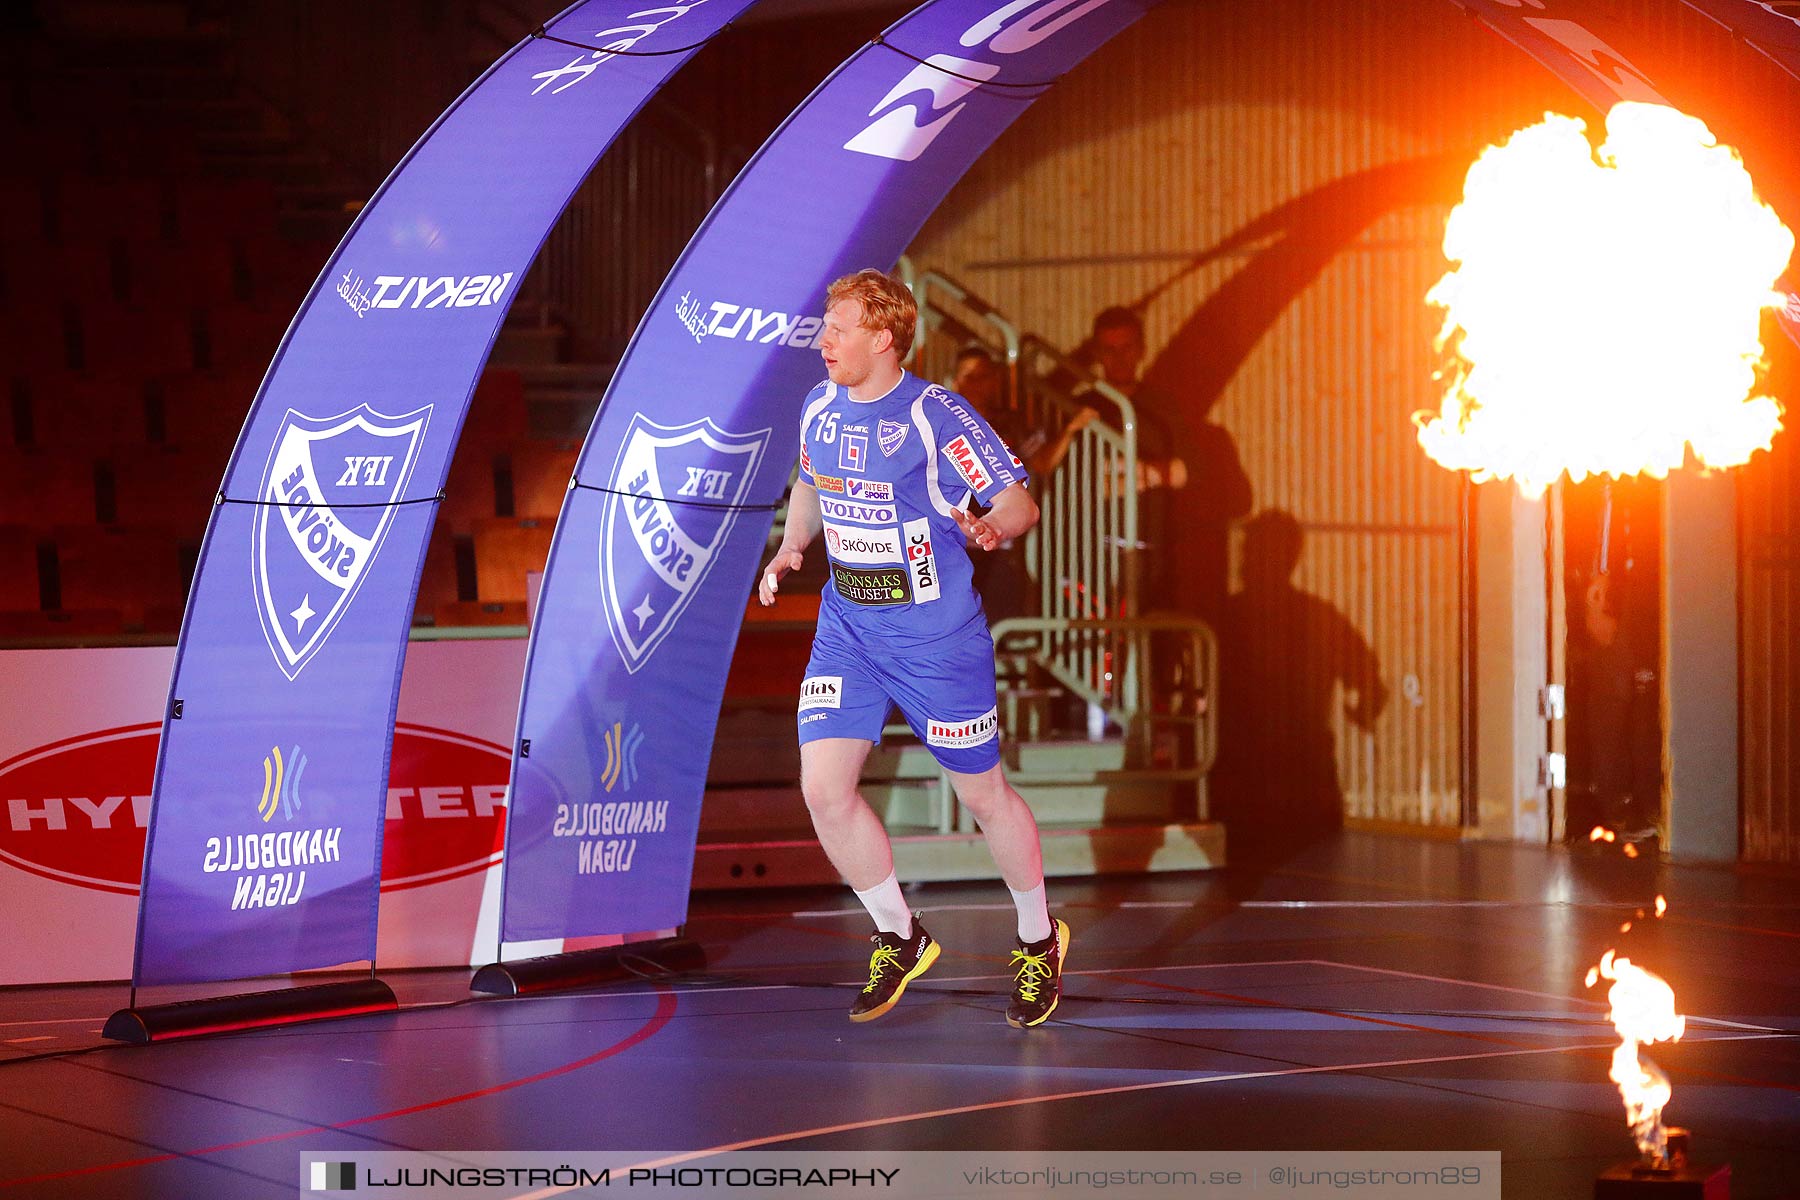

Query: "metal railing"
left=899, top=259, right=1144, bottom=652
left=992, top=616, right=1219, bottom=820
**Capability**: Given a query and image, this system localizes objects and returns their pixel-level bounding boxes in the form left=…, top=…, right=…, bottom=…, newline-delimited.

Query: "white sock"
left=1009, top=881, right=1052, bottom=943
left=853, top=872, right=913, bottom=938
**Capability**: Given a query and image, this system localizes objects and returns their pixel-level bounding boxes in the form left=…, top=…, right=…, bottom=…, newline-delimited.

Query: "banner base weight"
left=103, top=978, right=397, bottom=1044
left=471, top=936, right=705, bottom=996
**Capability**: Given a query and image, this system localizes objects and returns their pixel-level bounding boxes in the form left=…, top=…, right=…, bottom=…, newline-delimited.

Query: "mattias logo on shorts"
left=941, top=434, right=993, bottom=494
left=926, top=707, right=999, bottom=749
left=799, top=675, right=843, bottom=712
left=601, top=415, right=771, bottom=673
left=254, top=404, right=431, bottom=680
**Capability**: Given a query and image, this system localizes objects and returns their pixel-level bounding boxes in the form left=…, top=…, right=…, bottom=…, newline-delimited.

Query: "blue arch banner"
left=500, top=0, right=1155, bottom=943
left=132, top=0, right=756, bottom=987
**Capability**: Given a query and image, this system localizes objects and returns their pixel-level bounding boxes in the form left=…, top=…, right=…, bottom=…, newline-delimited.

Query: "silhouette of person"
left=951, top=346, right=1033, bottom=625
left=1072, top=307, right=1249, bottom=619
left=1209, top=511, right=1387, bottom=861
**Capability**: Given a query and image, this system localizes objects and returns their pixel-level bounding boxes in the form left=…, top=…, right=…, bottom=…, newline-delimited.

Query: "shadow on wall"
left=1209, top=511, right=1388, bottom=864
left=1130, top=153, right=1467, bottom=624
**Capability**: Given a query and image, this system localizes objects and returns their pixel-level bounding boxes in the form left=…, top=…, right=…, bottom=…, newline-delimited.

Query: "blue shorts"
left=797, top=615, right=1002, bottom=774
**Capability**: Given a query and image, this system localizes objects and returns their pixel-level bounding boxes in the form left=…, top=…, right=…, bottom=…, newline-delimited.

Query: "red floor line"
left=0, top=986, right=678, bottom=1191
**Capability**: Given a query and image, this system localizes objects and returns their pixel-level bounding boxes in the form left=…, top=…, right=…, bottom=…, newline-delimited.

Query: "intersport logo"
left=0, top=724, right=512, bottom=895
left=845, top=0, right=1117, bottom=162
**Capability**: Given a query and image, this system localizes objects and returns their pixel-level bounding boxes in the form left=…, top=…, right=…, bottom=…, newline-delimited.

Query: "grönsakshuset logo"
left=0, top=724, right=512, bottom=895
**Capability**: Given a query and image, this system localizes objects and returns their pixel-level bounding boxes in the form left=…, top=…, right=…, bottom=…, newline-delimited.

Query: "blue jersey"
left=797, top=371, right=1027, bottom=646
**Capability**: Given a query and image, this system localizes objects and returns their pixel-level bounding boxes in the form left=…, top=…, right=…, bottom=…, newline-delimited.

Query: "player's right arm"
left=758, top=480, right=821, bottom=606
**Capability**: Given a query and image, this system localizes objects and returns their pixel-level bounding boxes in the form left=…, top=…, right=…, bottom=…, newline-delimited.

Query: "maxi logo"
left=672, top=290, right=826, bottom=351
left=818, top=496, right=897, bottom=526
left=823, top=521, right=902, bottom=565
left=600, top=414, right=771, bottom=674
left=903, top=517, right=940, bottom=604
left=799, top=675, right=843, bottom=712
left=940, top=433, right=993, bottom=494
left=254, top=403, right=431, bottom=681
left=844, top=0, right=1118, bottom=162
left=337, top=268, right=514, bottom=317
left=832, top=564, right=910, bottom=607
left=529, top=0, right=717, bottom=96
left=926, top=707, right=1000, bottom=749
left=878, top=419, right=908, bottom=457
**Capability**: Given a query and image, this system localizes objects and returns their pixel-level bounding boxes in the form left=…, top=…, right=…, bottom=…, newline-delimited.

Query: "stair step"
left=700, top=772, right=1191, bottom=836
left=691, top=822, right=1225, bottom=889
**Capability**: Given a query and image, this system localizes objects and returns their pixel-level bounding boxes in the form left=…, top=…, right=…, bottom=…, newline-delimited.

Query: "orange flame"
left=1589, top=949, right=1687, bottom=1162
left=1419, top=103, right=1793, bottom=495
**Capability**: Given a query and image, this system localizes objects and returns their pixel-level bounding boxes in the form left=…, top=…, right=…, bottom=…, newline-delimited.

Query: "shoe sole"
left=1007, top=919, right=1071, bottom=1029
left=848, top=938, right=941, bottom=1023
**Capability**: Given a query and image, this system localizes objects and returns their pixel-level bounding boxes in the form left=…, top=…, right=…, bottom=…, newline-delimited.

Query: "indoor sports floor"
left=2, top=832, right=1797, bottom=1198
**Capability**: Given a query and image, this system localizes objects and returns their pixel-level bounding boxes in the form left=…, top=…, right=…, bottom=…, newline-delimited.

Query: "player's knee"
left=801, top=773, right=858, bottom=823
left=954, top=775, right=1009, bottom=824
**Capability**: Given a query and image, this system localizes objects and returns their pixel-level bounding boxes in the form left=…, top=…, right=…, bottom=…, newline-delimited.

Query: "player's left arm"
left=953, top=482, right=1037, bottom=552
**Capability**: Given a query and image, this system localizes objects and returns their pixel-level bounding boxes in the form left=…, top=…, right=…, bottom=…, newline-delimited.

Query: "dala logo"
left=254, top=404, right=432, bottom=681
left=601, top=415, right=771, bottom=674
left=0, top=724, right=512, bottom=896
left=903, top=517, right=940, bottom=604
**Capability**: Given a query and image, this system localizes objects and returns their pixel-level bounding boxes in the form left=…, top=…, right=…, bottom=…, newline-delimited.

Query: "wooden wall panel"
left=906, top=0, right=1572, bottom=827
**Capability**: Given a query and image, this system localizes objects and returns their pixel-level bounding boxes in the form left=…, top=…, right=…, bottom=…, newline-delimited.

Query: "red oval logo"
left=0, top=722, right=511, bottom=895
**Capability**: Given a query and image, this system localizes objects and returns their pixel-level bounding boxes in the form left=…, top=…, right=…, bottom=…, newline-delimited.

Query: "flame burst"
left=1419, top=103, right=1794, bottom=495
left=1589, top=949, right=1687, bottom=1163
